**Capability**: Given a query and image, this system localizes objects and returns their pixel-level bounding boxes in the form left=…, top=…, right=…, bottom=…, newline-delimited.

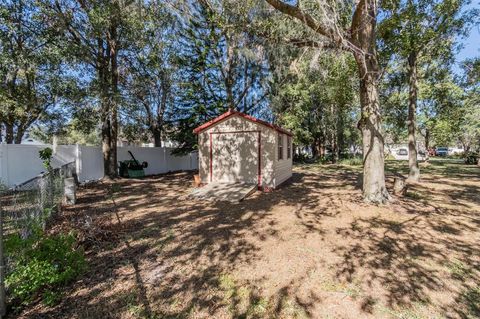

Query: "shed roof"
left=193, top=110, right=293, bottom=136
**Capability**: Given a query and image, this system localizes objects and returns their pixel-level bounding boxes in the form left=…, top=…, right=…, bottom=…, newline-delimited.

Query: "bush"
left=5, top=229, right=86, bottom=306
left=339, top=156, right=363, bottom=166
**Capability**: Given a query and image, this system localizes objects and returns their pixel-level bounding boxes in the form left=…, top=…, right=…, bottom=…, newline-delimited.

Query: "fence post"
left=75, top=144, right=81, bottom=182
left=0, top=208, right=6, bottom=318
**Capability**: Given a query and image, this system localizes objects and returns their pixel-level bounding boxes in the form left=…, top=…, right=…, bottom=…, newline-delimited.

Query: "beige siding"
left=197, top=114, right=278, bottom=188
left=274, top=133, right=293, bottom=188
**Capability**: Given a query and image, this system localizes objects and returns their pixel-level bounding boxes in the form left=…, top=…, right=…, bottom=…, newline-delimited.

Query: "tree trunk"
left=152, top=128, right=162, bottom=147
left=407, top=52, right=420, bottom=181
left=311, top=139, right=318, bottom=159
left=352, top=0, right=390, bottom=203
left=109, top=34, right=119, bottom=178
left=4, top=123, right=14, bottom=144
left=14, top=125, right=26, bottom=144
left=330, top=104, right=338, bottom=163
left=425, top=128, right=430, bottom=161
left=356, top=69, right=389, bottom=203
left=319, top=136, right=326, bottom=158
left=101, top=99, right=114, bottom=178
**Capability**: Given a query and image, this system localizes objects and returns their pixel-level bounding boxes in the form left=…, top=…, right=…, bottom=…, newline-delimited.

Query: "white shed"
left=194, top=110, right=293, bottom=190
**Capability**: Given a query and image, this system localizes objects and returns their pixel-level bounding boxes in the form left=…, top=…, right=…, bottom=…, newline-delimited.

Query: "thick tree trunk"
left=101, top=101, right=114, bottom=178
left=152, top=128, right=162, bottom=147
left=352, top=0, right=390, bottom=203
left=407, top=52, right=420, bottom=181
left=356, top=69, right=390, bottom=203
left=14, top=129, right=24, bottom=144
left=109, top=37, right=119, bottom=178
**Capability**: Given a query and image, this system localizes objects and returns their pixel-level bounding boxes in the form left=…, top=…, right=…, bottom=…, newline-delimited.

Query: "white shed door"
left=211, top=132, right=259, bottom=184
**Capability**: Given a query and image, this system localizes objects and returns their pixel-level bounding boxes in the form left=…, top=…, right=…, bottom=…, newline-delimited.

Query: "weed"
left=461, top=286, right=480, bottom=317
left=405, top=191, right=424, bottom=200
left=445, top=259, right=472, bottom=280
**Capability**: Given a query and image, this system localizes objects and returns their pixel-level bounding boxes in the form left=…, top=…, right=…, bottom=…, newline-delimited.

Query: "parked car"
left=449, top=147, right=464, bottom=155
left=435, top=147, right=449, bottom=157
left=392, top=148, right=426, bottom=161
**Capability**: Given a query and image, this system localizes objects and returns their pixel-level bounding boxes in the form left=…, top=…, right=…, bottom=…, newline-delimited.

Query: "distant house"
left=194, top=110, right=293, bottom=190
left=21, top=135, right=45, bottom=145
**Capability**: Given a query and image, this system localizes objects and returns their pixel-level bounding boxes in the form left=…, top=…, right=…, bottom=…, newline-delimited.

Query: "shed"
left=193, top=110, right=293, bottom=190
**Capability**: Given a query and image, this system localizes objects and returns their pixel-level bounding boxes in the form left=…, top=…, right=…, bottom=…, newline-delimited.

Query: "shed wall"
left=198, top=115, right=277, bottom=188
left=274, top=133, right=293, bottom=188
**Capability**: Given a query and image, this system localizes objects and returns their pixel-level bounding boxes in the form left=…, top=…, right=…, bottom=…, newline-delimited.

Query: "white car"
left=392, top=148, right=426, bottom=161
left=448, top=147, right=464, bottom=155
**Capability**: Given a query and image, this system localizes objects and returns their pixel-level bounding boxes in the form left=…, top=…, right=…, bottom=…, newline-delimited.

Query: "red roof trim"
left=193, top=110, right=293, bottom=136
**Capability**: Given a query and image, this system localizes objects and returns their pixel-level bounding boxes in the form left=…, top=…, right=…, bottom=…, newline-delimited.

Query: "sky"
left=453, top=1, right=480, bottom=74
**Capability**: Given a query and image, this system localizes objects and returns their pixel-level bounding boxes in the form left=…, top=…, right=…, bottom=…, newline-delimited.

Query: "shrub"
left=5, top=229, right=86, bottom=306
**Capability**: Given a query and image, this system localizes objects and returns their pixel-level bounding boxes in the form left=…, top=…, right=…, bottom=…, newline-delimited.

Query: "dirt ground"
left=16, top=159, right=480, bottom=319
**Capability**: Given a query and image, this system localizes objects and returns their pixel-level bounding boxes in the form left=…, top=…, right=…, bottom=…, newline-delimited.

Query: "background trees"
left=0, top=0, right=68, bottom=144
left=169, top=1, right=270, bottom=153
left=1, top=0, right=478, bottom=194
left=379, top=0, right=474, bottom=181
left=270, top=52, right=360, bottom=162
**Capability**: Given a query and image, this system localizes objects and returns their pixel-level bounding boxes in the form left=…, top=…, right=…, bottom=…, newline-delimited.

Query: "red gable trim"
left=193, top=109, right=293, bottom=136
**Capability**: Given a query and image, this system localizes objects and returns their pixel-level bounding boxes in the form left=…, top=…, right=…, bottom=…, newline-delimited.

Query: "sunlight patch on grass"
left=375, top=302, right=437, bottom=319
left=218, top=273, right=268, bottom=317
left=444, top=259, right=472, bottom=280
left=320, top=278, right=362, bottom=299
left=276, top=296, right=309, bottom=319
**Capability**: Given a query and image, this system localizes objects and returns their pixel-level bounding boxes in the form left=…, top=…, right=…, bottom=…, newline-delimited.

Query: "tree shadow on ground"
left=15, top=161, right=480, bottom=319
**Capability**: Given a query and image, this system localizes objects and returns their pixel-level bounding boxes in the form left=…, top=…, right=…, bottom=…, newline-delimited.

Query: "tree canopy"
left=0, top=0, right=478, bottom=201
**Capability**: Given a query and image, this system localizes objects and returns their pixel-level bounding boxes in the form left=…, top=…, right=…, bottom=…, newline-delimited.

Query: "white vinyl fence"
left=0, top=144, right=198, bottom=187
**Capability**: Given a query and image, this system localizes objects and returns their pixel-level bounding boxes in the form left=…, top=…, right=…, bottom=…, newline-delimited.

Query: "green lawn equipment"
left=119, top=151, right=148, bottom=178
left=464, top=151, right=479, bottom=165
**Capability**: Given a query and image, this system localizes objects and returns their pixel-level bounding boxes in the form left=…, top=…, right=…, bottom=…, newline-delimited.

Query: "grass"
left=445, top=259, right=472, bottom=280
left=320, top=278, right=363, bottom=298
left=461, top=286, right=480, bottom=318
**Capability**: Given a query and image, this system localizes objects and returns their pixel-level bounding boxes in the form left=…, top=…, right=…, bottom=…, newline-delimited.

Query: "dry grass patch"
left=13, top=159, right=480, bottom=319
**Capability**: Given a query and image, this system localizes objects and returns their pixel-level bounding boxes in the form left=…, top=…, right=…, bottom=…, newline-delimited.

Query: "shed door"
left=211, top=131, right=259, bottom=184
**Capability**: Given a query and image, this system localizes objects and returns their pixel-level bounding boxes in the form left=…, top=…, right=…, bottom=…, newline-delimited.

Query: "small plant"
left=5, top=228, right=86, bottom=306
left=446, top=259, right=471, bottom=280
left=38, top=147, right=53, bottom=171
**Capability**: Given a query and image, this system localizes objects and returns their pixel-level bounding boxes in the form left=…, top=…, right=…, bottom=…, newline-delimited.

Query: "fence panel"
left=77, top=146, right=104, bottom=182
left=0, top=162, right=75, bottom=236
left=0, top=144, right=198, bottom=187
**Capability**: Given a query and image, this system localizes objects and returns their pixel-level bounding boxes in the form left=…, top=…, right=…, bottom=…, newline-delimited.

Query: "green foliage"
left=38, top=147, right=53, bottom=170
left=0, top=0, right=75, bottom=144
left=5, top=229, right=86, bottom=306
left=271, top=51, right=360, bottom=158
left=170, top=1, right=270, bottom=154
